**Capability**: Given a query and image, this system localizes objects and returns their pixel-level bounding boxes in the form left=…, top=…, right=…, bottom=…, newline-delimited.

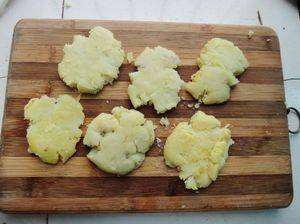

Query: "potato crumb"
left=160, top=117, right=170, bottom=127
left=194, top=102, right=200, bottom=109
left=105, top=100, right=110, bottom=104
left=266, top=38, right=271, bottom=43
left=187, top=103, right=194, bottom=108
left=126, top=52, right=134, bottom=63
left=156, top=137, right=163, bottom=148
left=65, top=2, right=72, bottom=8
left=181, top=205, right=186, bottom=209
left=224, top=124, right=231, bottom=129
left=265, top=130, right=272, bottom=135
left=248, top=30, right=255, bottom=39
left=76, top=94, right=81, bottom=101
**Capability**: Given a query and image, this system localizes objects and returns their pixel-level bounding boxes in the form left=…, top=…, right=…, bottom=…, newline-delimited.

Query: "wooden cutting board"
left=0, top=19, right=293, bottom=213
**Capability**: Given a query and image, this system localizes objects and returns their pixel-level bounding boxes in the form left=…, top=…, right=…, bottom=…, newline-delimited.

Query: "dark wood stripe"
left=79, top=100, right=287, bottom=119
left=1, top=136, right=290, bottom=157
left=10, top=44, right=281, bottom=67
left=0, top=175, right=292, bottom=198
left=5, top=98, right=286, bottom=119
left=15, top=28, right=279, bottom=51
left=10, top=62, right=283, bottom=84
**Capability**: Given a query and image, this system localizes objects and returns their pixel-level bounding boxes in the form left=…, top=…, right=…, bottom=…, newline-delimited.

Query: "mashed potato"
left=128, top=46, right=184, bottom=113
left=24, top=95, right=84, bottom=164
left=164, top=111, right=233, bottom=190
left=83, top=106, right=155, bottom=175
left=58, top=26, right=124, bottom=94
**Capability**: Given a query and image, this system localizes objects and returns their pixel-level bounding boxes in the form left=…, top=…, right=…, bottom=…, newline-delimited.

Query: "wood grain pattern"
left=0, top=19, right=292, bottom=213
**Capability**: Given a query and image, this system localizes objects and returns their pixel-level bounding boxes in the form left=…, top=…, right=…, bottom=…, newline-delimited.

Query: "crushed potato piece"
left=58, top=26, right=124, bottom=94
left=164, top=111, right=233, bottom=190
left=185, top=66, right=239, bottom=104
left=128, top=46, right=184, bottom=113
left=83, top=106, right=155, bottom=175
left=24, top=95, right=84, bottom=164
left=186, top=38, right=248, bottom=104
left=197, top=38, right=249, bottom=76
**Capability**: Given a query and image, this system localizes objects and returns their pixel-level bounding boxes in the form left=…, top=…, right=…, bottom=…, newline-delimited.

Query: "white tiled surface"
left=0, top=0, right=299, bottom=223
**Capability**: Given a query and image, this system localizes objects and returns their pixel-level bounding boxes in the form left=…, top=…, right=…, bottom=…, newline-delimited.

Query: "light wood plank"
left=2, top=117, right=288, bottom=138
left=16, top=19, right=278, bottom=36
left=11, top=44, right=281, bottom=68
left=0, top=156, right=291, bottom=177
left=2, top=136, right=291, bottom=157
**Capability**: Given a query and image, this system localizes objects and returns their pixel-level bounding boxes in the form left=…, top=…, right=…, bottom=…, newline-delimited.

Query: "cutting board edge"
left=0, top=193, right=293, bottom=213
left=0, top=19, right=293, bottom=213
left=14, top=18, right=279, bottom=36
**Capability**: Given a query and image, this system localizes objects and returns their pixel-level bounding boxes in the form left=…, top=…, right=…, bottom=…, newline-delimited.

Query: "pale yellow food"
left=185, top=66, right=239, bottom=104
left=163, top=111, right=233, bottom=190
left=160, top=117, right=170, bottom=127
left=197, top=38, right=249, bottom=76
left=126, top=52, right=134, bottom=63
left=128, top=46, right=184, bottom=113
left=58, top=26, right=124, bottom=94
left=83, top=106, right=155, bottom=175
left=24, top=95, right=85, bottom=164
left=186, top=38, right=248, bottom=104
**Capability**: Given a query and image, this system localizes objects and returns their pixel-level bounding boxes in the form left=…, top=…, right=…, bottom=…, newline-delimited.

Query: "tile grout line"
left=61, top=0, right=65, bottom=19
left=257, top=10, right=263, bottom=25
left=284, top=78, right=300, bottom=81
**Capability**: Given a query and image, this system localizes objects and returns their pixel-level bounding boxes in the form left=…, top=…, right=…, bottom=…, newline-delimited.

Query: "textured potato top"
left=128, top=46, right=184, bottom=113
left=58, top=26, right=124, bottom=94
left=197, top=38, right=249, bottom=76
left=185, top=66, right=239, bottom=104
left=164, top=111, right=233, bottom=190
left=186, top=38, right=248, bottom=104
left=83, top=106, right=155, bottom=175
left=24, top=95, right=85, bottom=164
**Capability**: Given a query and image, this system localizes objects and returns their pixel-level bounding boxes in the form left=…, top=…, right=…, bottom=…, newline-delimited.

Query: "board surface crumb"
left=194, top=102, right=201, bottom=109
left=126, top=52, right=134, bottom=63
left=160, top=117, right=170, bottom=127
left=248, top=30, right=255, bottom=39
